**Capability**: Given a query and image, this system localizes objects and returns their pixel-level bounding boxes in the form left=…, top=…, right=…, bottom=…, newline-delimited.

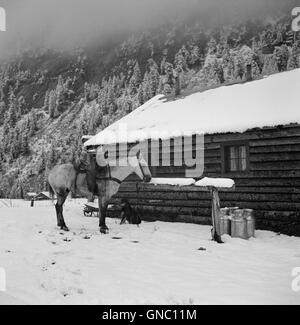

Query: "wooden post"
left=210, top=186, right=223, bottom=243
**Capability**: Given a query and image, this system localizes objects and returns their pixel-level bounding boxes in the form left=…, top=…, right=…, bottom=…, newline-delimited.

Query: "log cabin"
left=84, top=69, right=300, bottom=236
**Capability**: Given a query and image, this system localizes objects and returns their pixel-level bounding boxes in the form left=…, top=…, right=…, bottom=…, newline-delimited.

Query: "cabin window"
left=222, top=142, right=249, bottom=173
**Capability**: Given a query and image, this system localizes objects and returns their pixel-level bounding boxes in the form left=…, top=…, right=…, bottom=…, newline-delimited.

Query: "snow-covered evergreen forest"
left=0, top=8, right=299, bottom=198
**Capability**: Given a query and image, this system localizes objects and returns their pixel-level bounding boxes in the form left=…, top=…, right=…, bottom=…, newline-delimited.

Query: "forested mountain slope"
left=0, top=9, right=299, bottom=198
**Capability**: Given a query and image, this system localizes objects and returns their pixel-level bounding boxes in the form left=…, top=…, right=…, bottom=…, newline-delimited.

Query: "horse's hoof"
left=100, top=227, right=109, bottom=234
left=61, top=226, right=69, bottom=232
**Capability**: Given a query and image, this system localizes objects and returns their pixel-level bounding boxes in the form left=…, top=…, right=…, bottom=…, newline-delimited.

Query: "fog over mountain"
left=0, top=0, right=299, bottom=199
left=0, top=0, right=298, bottom=56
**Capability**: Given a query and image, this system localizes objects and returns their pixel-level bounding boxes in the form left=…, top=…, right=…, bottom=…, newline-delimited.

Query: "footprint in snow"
left=63, top=237, right=72, bottom=242
left=69, top=269, right=82, bottom=276
left=41, top=260, right=57, bottom=271
left=61, top=287, right=84, bottom=297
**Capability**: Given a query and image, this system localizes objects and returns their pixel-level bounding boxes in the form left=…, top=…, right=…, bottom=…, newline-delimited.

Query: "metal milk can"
left=231, top=209, right=248, bottom=239
left=228, top=207, right=239, bottom=216
left=220, top=208, right=230, bottom=235
left=243, top=209, right=255, bottom=238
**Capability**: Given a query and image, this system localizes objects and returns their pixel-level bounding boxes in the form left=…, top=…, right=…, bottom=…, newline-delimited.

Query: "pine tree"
left=274, top=45, right=289, bottom=72
left=188, top=45, right=201, bottom=66
left=234, top=53, right=245, bottom=80
left=0, top=101, right=6, bottom=123
left=147, top=59, right=160, bottom=96
left=142, top=72, right=152, bottom=102
left=160, top=49, right=168, bottom=74
left=174, top=45, right=190, bottom=72
left=251, top=60, right=261, bottom=80
left=287, top=42, right=300, bottom=70
left=106, top=77, right=117, bottom=114
left=20, top=125, right=30, bottom=156
left=47, top=145, right=57, bottom=170
left=28, top=111, right=38, bottom=136
left=262, top=54, right=279, bottom=75
left=129, top=61, right=142, bottom=94
left=207, top=37, right=217, bottom=55
left=174, top=69, right=181, bottom=96
left=222, top=47, right=235, bottom=82
left=164, top=62, right=175, bottom=86
left=48, top=90, right=57, bottom=118
left=6, top=88, right=18, bottom=128
left=18, top=96, right=26, bottom=115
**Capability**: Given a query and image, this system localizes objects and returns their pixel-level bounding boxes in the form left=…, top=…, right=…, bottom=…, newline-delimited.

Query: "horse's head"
left=129, top=150, right=152, bottom=183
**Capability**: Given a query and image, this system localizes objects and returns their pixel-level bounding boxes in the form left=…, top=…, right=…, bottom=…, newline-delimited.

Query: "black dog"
left=120, top=199, right=141, bottom=225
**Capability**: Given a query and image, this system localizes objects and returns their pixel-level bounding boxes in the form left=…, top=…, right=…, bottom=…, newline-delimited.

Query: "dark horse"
left=48, top=150, right=151, bottom=233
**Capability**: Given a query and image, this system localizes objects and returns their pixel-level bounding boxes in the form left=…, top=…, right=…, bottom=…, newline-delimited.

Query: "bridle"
left=98, top=163, right=122, bottom=185
left=97, top=156, right=148, bottom=185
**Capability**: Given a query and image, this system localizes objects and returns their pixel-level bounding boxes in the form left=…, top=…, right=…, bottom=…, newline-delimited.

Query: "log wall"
left=106, top=124, right=300, bottom=236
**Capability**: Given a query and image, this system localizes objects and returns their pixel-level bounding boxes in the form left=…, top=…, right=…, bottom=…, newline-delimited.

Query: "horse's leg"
left=99, top=198, right=109, bottom=234
left=56, top=191, right=69, bottom=231
left=55, top=195, right=62, bottom=228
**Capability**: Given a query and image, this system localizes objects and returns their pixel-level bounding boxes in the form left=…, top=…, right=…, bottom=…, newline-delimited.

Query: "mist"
left=0, top=0, right=297, bottom=57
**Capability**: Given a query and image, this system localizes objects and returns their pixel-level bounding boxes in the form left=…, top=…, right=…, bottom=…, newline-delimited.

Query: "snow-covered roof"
left=39, top=192, right=51, bottom=197
left=27, top=192, right=37, bottom=196
left=85, top=69, right=300, bottom=147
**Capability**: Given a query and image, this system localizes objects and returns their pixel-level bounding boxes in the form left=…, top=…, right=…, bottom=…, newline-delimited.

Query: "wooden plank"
left=234, top=178, right=300, bottom=187
left=205, top=170, right=300, bottom=178
left=204, top=143, right=221, bottom=150
left=219, top=201, right=300, bottom=211
left=116, top=191, right=212, bottom=201
left=250, top=160, right=300, bottom=171
left=250, top=152, right=300, bottom=162
left=205, top=126, right=300, bottom=144
left=150, top=165, right=221, bottom=175
left=122, top=177, right=300, bottom=187
left=228, top=186, right=300, bottom=194
left=253, top=210, right=300, bottom=222
left=114, top=198, right=212, bottom=208
left=118, top=184, right=299, bottom=194
left=250, top=144, right=300, bottom=154
left=219, top=192, right=300, bottom=203
left=111, top=201, right=300, bottom=223
left=112, top=197, right=300, bottom=211
left=124, top=184, right=300, bottom=194
left=250, top=137, right=300, bottom=147
left=116, top=191, right=300, bottom=203
left=151, top=155, right=219, bottom=165
left=119, top=182, right=235, bottom=193
left=109, top=199, right=212, bottom=216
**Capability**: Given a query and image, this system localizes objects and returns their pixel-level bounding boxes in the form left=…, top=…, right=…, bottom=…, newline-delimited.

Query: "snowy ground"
left=0, top=199, right=299, bottom=305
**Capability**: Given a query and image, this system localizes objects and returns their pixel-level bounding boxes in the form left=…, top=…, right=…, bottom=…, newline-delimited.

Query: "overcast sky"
left=0, top=0, right=297, bottom=57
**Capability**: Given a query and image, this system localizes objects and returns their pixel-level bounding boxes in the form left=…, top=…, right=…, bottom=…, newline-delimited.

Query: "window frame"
left=221, top=140, right=250, bottom=174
